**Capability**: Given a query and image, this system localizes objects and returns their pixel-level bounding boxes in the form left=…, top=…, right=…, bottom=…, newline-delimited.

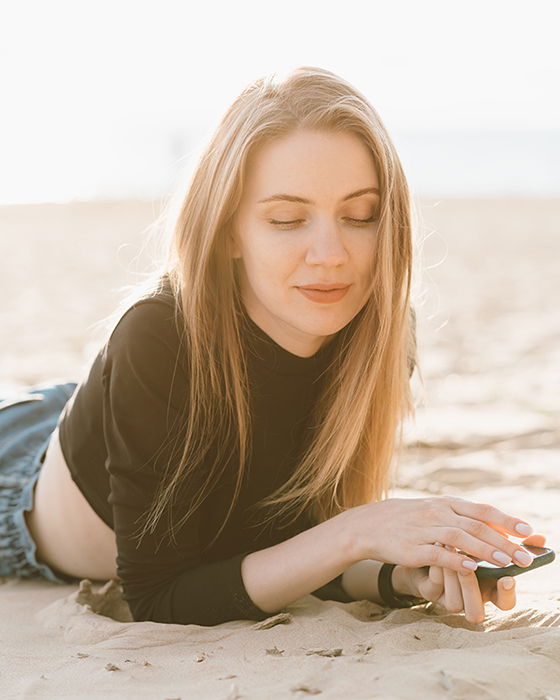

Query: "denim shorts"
left=0, top=380, right=80, bottom=584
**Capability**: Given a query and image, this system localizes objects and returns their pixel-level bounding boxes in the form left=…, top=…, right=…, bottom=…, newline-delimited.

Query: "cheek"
left=351, top=234, right=377, bottom=274
left=239, top=246, right=280, bottom=297
left=247, top=236, right=299, bottom=276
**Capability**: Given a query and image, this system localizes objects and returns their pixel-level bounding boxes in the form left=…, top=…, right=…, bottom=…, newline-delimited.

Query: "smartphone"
left=460, top=545, right=556, bottom=580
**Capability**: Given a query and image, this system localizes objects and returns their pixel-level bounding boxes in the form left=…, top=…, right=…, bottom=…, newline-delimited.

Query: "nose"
left=304, top=219, right=349, bottom=267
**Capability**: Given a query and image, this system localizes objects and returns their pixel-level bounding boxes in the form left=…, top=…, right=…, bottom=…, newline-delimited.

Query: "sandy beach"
left=1, top=198, right=559, bottom=699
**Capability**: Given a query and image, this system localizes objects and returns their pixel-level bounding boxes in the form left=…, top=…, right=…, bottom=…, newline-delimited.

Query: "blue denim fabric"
left=0, top=381, right=80, bottom=584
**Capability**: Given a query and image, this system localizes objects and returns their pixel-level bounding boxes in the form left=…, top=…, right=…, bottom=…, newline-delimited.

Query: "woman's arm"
left=240, top=508, right=413, bottom=612
left=241, top=509, right=356, bottom=612
left=341, top=559, right=414, bottom=604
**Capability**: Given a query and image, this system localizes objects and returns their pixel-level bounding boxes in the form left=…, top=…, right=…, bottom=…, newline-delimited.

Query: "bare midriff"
left=24, top=426, right=119, bottom=581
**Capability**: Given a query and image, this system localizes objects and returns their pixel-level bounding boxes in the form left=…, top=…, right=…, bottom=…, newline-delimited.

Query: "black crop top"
left=56, top=276, right=361, bottom=625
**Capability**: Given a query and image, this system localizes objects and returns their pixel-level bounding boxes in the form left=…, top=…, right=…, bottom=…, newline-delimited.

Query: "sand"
left=1, top=198, right=559, bottom=699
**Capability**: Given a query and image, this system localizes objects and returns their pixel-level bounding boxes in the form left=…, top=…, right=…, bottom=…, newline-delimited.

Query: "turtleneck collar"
left=239, top=306, right=339, bottom=377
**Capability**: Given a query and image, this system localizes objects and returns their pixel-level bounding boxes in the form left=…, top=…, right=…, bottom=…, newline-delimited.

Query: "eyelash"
left=268, top=217, right=379, bottom=230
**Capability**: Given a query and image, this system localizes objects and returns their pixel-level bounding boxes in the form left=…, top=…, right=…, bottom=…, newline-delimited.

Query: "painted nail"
left=515, top=523, right=533, bottom=536
left=514, top=550, right=534, bottom=566
left=502, top=578, right=514, bottom=590
left=493, top=551, right=512, bottom=565
left=462, top=560, right=478, bottom=570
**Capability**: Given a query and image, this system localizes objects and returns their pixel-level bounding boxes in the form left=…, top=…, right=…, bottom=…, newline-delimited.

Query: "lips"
left=296, top=284, right=351, bottom=304
left=297, top=283, right=350, bottom=291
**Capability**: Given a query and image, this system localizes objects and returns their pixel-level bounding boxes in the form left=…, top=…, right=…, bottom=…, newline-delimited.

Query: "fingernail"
left=462, top=560, right=478, bottom=570
left=493, top=551, right=512, bottom=565
left=502, top=578, right=514, bottom=590
left=515, top=523, right=532, bottom=536
left=514, top=550, right=534, bottom=566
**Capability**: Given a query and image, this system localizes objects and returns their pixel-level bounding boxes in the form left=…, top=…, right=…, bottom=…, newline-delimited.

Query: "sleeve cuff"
left=230, top=551, right=274, bottom=621
left=231, top=553, right=354, bottom=620
left=310, top=572, right=354, bottom=604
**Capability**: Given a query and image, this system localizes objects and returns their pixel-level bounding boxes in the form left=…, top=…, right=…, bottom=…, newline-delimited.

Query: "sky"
left=1, top=0, right=559, bottom=203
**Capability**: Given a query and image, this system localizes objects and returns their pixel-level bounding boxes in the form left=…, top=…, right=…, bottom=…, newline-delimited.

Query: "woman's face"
left=232, top=128, right=380, bottom=357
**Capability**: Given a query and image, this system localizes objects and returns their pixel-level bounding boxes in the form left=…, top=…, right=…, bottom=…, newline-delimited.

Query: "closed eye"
left=269, top=219, right=305, bottom=228
left=345, top=217, right=379, bottom=225
left=268, top=217, right=378, bottom=229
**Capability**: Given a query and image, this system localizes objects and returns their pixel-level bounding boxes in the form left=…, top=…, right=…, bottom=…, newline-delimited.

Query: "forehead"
left=241, top=129, right=379, bottom=200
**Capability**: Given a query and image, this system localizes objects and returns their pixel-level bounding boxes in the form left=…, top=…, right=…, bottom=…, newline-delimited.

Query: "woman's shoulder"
left=100, top=281, right=189, bottom=408
left=104, top=276, right=185, bottom=362
left=124, top=273, right=178, bottom=318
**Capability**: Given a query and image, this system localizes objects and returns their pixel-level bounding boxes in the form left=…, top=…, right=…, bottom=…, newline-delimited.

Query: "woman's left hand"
left=406, top=533, right=546, bottom=623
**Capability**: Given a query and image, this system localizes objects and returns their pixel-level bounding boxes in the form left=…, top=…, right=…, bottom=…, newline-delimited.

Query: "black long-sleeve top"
left=56, top=277, right=357, bottom=625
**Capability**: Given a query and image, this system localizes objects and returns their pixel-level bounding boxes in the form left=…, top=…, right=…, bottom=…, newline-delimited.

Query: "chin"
left=297, top=313, right=351, bottom=337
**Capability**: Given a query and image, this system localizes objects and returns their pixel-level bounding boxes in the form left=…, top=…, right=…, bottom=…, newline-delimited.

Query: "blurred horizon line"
left=1, top=129, right=559, bottom=205
left=2, top=194, right=559, bottom=209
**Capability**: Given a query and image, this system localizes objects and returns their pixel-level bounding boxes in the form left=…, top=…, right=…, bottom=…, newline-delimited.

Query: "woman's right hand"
left=346, top=495, right=535, bottom=576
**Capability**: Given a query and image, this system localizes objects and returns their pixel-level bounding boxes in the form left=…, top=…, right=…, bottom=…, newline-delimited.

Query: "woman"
left=0, top=66, right=541, bottom=626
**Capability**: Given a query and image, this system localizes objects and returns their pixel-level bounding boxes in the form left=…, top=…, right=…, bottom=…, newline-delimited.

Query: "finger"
left=429, top=542, right=445, bottom=586
left=497, top=577, right=516, bottom=609
left=491, top=525, right=546, bottom=549
left=522, top=533, right=546, bottom=547
left=434, top=517, right=536, bottom=573
left=446, top=496, right=534, bottom=541
left=422, top=543, right=445, bottom=601
left=440, top=543, right=485, bottom=622
left=490, top=525, right=545, bottom=542
left=414, top=565, right=445, bottom=603
left=455, top=564, right=485, bottom=623
left=418, top=541, right=480, bottom=577
left=425, top=499, right=536, bottom=574
left=429, top=564, right=444, bottom=587
left=441, top=546, right=464, bottom=612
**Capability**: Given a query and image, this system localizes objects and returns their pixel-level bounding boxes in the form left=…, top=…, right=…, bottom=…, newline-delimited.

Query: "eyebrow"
left=257, top=187, right=380, bottom=205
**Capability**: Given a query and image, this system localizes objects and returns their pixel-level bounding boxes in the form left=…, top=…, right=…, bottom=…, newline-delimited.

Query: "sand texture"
left=1, top=198, right=559, bottom=699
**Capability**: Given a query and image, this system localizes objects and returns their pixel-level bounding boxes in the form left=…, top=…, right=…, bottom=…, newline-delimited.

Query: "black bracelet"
left=377, top=563, right=428, bottom=608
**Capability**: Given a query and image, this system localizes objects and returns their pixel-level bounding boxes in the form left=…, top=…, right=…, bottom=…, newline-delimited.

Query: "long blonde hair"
left=104, top=66, right=419, bottom=552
